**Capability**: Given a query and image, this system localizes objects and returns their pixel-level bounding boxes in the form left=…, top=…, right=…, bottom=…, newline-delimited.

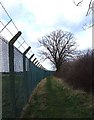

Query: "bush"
left=56, top=49, right=94, bottom=94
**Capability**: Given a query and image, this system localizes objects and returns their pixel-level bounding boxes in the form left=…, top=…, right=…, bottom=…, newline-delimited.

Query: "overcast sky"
left=0, top=0, right=93, bottom=70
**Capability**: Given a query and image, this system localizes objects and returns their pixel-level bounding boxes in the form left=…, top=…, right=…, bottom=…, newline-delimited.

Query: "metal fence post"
left=29, top=54, right=34, bottom=94
left=9, top=31, right=22, bottom=117
left=23, top=46, right=31, bottom=102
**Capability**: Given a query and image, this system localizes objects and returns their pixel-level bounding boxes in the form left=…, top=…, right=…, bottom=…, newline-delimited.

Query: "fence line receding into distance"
left=0, top=2, right=54, bottom=118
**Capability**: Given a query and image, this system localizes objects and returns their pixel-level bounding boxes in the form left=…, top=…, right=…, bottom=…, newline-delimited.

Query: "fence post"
left=34, top=60, right=38, bottom=65
left=29, top=54, right=35, bottom=94
left=29, top=54, right=34, bottom=60
left=23, top=46, right=31, bottom=102
left=9, top=31, right=22, bottom=117
left=32, top=58, right=37, bottom=64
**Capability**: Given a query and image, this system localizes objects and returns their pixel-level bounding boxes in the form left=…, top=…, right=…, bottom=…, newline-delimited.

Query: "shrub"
left=56, top=49, right=94, bottom=94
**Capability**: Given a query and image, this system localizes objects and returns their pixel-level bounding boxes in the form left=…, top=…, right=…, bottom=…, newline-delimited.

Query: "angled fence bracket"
left=9, top=31, right=22, bottom=117
left=23, top=46, right=31, bottom=102
left=29, top=54, right=34, bottom=60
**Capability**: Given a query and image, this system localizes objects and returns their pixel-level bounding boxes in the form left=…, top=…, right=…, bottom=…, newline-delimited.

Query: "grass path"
left=20, top=76, right=93, bottom=118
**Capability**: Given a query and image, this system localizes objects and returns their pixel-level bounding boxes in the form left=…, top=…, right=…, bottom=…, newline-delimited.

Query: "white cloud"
left=20, top=0, right=91, bottom=24
left=0, top=0, right=92, bottom=70
left=76, top=28, right=92, bottom=50
left=1, top=0, right=92, bottom=24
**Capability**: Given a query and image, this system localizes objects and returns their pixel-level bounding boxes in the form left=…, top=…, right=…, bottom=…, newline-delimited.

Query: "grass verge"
left=21, top=76, right=93, bottom=118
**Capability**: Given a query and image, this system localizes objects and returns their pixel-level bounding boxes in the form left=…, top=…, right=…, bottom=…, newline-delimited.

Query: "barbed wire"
left=0, top=21, right=26, bottom=50
left=0, top=2, right=31, bottom=50
left=0, top=2, right=43, bottom=68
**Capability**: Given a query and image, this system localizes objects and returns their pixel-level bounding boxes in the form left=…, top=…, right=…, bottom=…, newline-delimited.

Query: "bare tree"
left=74, top=0, right=94, bottom=29
left=38, top=30, right=77, bottom=71
left=74, top=0, right=93, bottom=15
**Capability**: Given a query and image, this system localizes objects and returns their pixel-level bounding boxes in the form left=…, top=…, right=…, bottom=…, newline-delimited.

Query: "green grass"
left=21, top=76, right=93, bottom=118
